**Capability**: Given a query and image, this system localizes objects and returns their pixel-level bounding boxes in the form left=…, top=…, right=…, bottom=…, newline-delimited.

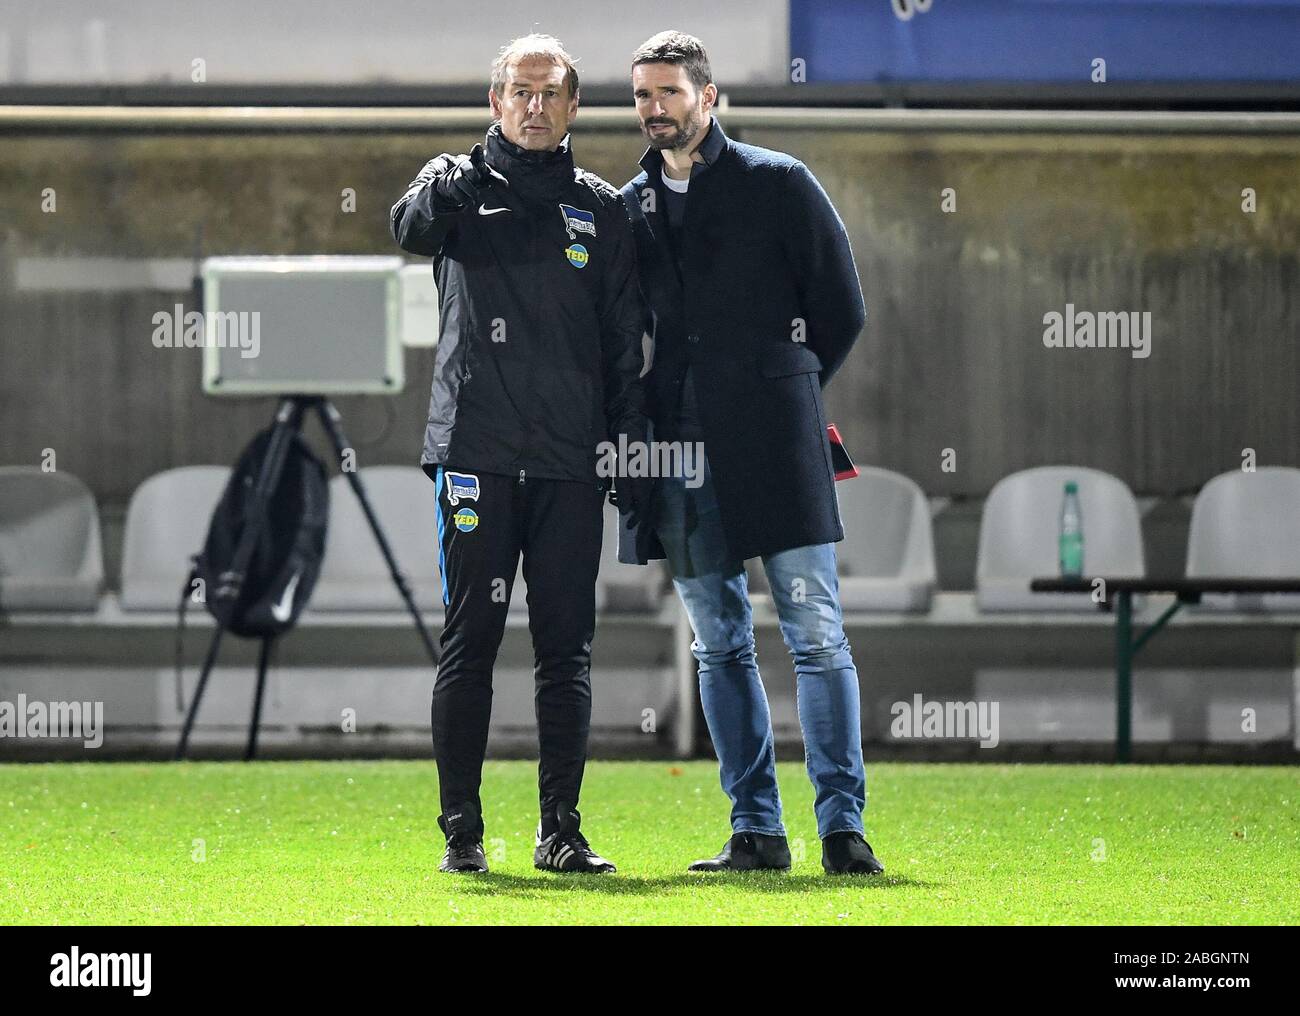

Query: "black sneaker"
left=534, top=806, right=616, bottom=874
left=688, top=832, right=792, bottom=872
left=437, top=805, right=488, bottom=874
left=821, top=831, right=884, bottom=875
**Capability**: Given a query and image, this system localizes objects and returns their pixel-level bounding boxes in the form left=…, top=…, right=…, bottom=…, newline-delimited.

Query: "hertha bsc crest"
left=559, top=203, right=596, bottom=240
left=445, top=471, right=480, bottom=506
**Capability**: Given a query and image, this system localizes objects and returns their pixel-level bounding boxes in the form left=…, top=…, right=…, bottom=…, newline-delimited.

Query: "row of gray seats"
left=972, top=465, right=1300, bottom=612
left=0, top=465, right=659, bottom=614
left=118, top=465, right=662, bottom=614
left=2, top=463, right=1299, bottom=614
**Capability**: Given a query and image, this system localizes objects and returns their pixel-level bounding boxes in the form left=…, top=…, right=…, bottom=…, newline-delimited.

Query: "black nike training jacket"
left=390, top=121, right=648, bottom=486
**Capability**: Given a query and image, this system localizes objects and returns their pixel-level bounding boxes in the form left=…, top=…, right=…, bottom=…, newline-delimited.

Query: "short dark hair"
left=631, top=30, right=713, bottom=91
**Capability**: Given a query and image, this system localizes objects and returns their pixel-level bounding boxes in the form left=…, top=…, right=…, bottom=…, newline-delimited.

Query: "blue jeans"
left=655, top=458, right=866, bottom=839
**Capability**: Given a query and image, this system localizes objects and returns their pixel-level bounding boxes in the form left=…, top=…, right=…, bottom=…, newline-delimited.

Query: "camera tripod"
left=175, top=395, right=440, bottom=760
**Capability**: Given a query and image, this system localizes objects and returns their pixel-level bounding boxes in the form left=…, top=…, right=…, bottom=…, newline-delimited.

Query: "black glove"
left=609, top=474, right=654, bottom=531
left=435, top=143, right=510, bottom=209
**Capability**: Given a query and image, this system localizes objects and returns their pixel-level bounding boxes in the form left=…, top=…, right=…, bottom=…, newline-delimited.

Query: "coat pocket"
left=759, top=342, right=823, bottom=378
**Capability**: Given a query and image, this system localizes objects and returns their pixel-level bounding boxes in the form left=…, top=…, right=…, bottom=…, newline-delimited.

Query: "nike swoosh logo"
left=477, top=205, right=511, bottom=216
left=270, top=571, right=301, bottom=622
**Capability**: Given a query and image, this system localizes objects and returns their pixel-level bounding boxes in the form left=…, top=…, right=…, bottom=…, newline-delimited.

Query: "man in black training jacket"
left=390, top=33, right=650, bottom=875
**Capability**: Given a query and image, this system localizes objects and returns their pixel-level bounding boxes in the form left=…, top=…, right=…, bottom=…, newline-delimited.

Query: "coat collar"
left=485, top=121, right=576, bottom=203
left=631, top=118, right=728, bottom=324
left=638, top=115, right=727, bottom=177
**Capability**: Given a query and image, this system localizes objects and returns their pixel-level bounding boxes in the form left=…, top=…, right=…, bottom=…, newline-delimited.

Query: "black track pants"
left=430, top=467, right=605, bottom=836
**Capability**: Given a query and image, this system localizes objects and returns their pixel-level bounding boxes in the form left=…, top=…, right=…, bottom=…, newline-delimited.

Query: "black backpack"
left=177, top=427, right=330, bottom=642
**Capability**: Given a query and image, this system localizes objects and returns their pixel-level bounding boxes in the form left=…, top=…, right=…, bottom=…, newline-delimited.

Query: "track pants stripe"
left=433, top=466, right=449, bottom=606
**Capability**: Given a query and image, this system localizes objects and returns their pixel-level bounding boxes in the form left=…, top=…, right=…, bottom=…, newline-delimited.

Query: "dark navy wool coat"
left=617, top=117, right=866, bottom=565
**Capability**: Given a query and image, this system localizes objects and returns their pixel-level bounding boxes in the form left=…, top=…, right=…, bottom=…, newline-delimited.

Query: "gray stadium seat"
left=311, top=467, right=440, bottom=611
left=834, top=466, right=936, bottom=611
left=1186, top=466, right=1300, bottom=612
left=0, top=466, right=104, bottom=611
left=120, top=466, right=230, bottom=611
left=977, top=465, right=1144, bottom=611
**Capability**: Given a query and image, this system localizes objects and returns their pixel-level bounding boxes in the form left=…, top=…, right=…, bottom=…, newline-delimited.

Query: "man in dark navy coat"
left=617, top=31, right=884, bottom=875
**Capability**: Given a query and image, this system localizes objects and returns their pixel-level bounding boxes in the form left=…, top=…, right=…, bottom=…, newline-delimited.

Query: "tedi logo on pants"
left=50, top=947, right=151, bottom=996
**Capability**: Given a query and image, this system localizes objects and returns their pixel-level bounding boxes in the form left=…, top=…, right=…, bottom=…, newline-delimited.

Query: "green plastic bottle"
left=1059, top=480, right=1084, bottom=577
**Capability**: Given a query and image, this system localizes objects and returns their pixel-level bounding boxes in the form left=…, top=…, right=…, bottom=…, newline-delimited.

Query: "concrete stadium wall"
left=762, top=127, right=1300, bottom=501
left=3, top=121, right=1297, bottom=515
left=4, top=116, right=1299, bottom=763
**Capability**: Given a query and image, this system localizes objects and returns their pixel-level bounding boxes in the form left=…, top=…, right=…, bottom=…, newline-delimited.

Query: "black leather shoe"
left=688, top=832, right=792, bottom=872
left=440, top=837, right=488, bottom=873
left=437, top=804, right=488, bottom=874
left=821, top=832, right=884, bottom=875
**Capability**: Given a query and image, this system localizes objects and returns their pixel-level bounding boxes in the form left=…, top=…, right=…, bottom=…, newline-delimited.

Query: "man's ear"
left=488, top=86, right=502, bottom=120
left=567, top=88, right=579, bottom=127
left=701, top=82, right=718, bottom=115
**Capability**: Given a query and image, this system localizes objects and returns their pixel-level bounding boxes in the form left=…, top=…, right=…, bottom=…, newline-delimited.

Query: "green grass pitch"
left=1, top=760, right=1296, bottom=925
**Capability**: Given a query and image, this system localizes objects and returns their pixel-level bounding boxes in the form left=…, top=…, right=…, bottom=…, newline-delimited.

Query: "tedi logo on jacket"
left=558, top=203, right=596, bottom=240
left=565, top=244, right=589, bottom=269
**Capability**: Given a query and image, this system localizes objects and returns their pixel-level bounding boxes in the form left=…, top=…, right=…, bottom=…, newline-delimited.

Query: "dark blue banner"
left=790, top=1, right=1300, bottom=83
